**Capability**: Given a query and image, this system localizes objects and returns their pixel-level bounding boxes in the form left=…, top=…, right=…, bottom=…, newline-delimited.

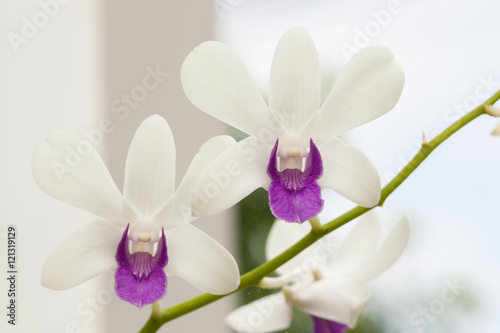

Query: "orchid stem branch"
left=138, top=89, right=500, bottom=333
left=138, top=317, right=162, bottom=333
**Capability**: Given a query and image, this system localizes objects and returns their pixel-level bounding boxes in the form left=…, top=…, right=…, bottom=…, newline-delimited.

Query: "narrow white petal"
left=349, top=215, right=411, bottom=282
left=265, top=219, right=336, bottom=278
left=191, top=137, right=271, bottom=217
left=165, top=224, right=240, bottom=294
left=259, top=276, right=298, bottom=289
left=226, top=293, right=292, bottom=333
left=266, top=219, right=311, bottom=262
left=317, top=138, right=381, bottom=207
left=303, top=46, right=405, bottom=143
left=32, top=131, right=136, bottom=226
left=288, top=278, right=370, bottom=328
left=269, top=27, right=320, bottom=134
left=123, top=115, right=176, bottom=219
left=42, top=222, right=123, bottom=290
left=181, top=41, right=280, bottom=140
left=328, top=211, right=380, bottom=276
left=154, top=135, right=237, bottom=229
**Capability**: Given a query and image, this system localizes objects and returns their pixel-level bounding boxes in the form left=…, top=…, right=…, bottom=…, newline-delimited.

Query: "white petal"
left=349, top=215, right=411, bottom=282
left=165, top=224, right=240, bottom=294
left=265, top=219, right=332, bottom=278
left=225, top=293, right=292, bottom=333
left=181, top=41, right=281, bottom=140
left=123, top=115, right=176, bottom=219
left=266, top=219, right=340, bottom=278
left=288, top=277, right=370, bottom=328
left=175, top=135, right=237, bottom=207
left=266, top=219, right=311, bottom=262
left=269, top=27, right=320, bottom=134
left=303, top=46, right=405, bottom=143
left=328, top=211, right=380, bottom=276
left=42, top=222, right=123, bottom=290
left=32, top=131, right=136, bottom=226
left=154, top=135, right=237, bottom=229
left=191, top=137, right=271, bottom=217
left=317, top=138, right=381, bottom=207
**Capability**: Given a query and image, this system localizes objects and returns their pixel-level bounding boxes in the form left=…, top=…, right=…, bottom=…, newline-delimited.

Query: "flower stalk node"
left=422, top=132, right=429, bottom=147
left=309, top=216, right=323, bottom=233
left=485, top=105, right=500, bottom=117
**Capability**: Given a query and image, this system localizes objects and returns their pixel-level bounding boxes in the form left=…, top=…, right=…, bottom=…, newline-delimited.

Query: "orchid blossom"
left=181, top=27, right=405, bottom=223
left=225, top=211, right=411, bottom=332
left=32, top=115, right=240, bottom=308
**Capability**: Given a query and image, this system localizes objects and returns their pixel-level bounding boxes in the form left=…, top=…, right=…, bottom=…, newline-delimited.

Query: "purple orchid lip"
left=114, top=224, right=169, bottom=308
left=267, top=138, right=324, bottom=223
left=312, top=316, right=349, bottom=333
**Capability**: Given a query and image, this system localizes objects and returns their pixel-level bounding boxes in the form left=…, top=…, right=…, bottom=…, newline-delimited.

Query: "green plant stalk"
left=139, top=89, right=500, bottom=333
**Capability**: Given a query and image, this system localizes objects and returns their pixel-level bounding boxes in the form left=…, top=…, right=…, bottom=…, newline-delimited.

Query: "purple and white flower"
left=32, top=115, right=240, bottom=308
left=225, top=211, right=411, bottom=332
left=181, top=27, right=405, bottom=223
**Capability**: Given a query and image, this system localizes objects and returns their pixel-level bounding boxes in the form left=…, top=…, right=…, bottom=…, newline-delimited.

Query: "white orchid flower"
left=225, top=211, right=411, bottom=332
left=181, top=27, right=405, bottom=223
left=32, top=115, right=240, bottom=308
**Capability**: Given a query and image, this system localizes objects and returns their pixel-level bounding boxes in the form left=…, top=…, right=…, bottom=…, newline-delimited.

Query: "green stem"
left=138, top=317, right=162, bottom=333
left=139, top=89, right=500, bottom=333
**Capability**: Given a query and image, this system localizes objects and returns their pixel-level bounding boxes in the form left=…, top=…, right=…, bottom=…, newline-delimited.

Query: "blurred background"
left=2, top=0, right=500, bottom=332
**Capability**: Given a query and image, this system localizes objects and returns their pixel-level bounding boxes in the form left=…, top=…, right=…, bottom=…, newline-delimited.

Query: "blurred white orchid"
left=226, top=211, right=410, bottom=332
left=32, top=115, right=240, bottom=308
left=181, top=27, right=404, bottom=223
left=485, top=105, right=500, bottom=135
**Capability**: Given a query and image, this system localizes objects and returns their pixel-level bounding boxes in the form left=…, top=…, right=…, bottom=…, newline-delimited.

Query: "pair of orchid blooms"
left=32, top=27, right=410, bottom=332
